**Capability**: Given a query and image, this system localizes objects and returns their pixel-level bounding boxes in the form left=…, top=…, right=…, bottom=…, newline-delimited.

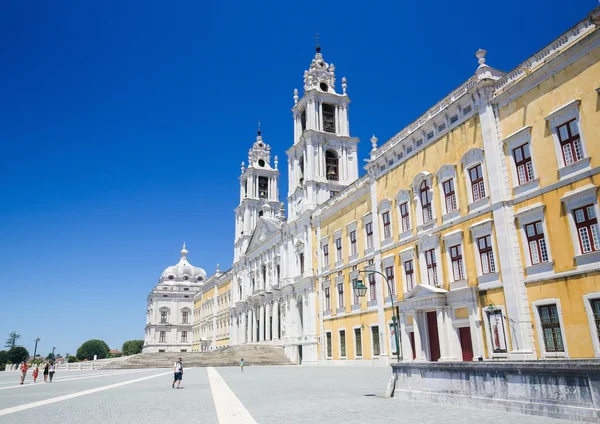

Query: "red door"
left=459, top=327, right=474, bottom=361
left=409, top=332, right=416, bottom=359
left=426, top=311, right=440, bottom=362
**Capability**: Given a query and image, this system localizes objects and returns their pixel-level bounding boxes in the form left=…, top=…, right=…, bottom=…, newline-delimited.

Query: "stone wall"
left=390, top=361, right=600, bottom=422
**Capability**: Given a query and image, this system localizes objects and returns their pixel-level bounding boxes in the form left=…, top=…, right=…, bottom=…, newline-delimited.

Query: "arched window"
left=326, top=150, right=339, bottom=181
left=259, top=211, right=263, bottom=217
left=420, top=181, right=433, bottom=223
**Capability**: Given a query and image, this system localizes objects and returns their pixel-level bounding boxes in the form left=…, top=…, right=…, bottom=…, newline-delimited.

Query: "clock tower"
left=287, top=42, right=359, bottom=219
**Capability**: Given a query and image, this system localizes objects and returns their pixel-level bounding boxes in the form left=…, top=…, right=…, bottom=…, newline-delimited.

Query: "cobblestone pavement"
left=0, top=366, right=574, bottom=424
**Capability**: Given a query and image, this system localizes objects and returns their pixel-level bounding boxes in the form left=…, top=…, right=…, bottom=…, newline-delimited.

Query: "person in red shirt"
left=32, top=366, right=39, bottom=383
left=19, top=362, right=28, bottom=385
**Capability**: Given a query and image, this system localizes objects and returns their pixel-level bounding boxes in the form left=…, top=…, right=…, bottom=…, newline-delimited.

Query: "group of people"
left=19, top=361, right=56, bottom=385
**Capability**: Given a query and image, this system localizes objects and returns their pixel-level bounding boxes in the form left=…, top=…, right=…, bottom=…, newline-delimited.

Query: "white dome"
left=160, top=244, right=207, bottom=283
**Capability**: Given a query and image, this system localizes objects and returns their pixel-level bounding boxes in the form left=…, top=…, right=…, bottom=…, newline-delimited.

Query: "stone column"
left=469, top=304, right=485, bottom=360
left=259, top=304, right=265, bottom=342
left=399, top=313, right=413, bottom=361
left=413, top=312, right=427, bottom=361
left=437, top=307, right=451, bottom=361
left=273, top=300, right=280, bottom=340
left=266, top=302, right=272, bottom=341
left=247, top=309, right=253, bottom=343
left=253, top=307, right=258, bottom=343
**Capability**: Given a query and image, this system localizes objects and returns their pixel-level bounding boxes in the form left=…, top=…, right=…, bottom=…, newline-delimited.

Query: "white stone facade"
left=143, top=244, right=206, bottom=353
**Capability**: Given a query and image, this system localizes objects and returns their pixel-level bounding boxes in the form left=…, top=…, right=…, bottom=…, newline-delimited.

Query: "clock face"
left=258, top=159, right=265, bottom=167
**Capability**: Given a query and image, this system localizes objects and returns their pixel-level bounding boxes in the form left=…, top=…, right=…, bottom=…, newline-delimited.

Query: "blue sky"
left=0, top=1, right=595, bottom=356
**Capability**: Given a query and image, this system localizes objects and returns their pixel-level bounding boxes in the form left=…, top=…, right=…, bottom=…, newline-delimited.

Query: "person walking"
left=172, top=357, right=183, bottom=389
left=19, top=362, right=28, bottom=385
left=32, top=365, right=39, bottom=383
left=43, top=362, right=49, bottom=382
left=48, top=362, right=55, bottom=382
left=240, top=358, right=244, bottom=373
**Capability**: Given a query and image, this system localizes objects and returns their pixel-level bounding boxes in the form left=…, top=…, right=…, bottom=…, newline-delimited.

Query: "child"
left=240, top=358, right=244, bottom=373
left=32, top=366, right=39, bottom=383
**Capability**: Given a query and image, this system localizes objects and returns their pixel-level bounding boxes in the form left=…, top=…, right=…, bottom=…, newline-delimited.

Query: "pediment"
left=246, top=218, right=282, bottom=254
left=404, top=284, right=447, bottom=300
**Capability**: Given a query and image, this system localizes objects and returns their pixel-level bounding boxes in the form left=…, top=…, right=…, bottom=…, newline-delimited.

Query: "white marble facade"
left=143, top=244, right=206, bottom=353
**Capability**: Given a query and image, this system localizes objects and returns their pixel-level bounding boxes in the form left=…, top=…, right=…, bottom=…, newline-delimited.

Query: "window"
left=369, top=273, right=376, bottom=301
left=538, top=304, right=564, bottom=353
left=350, top=230, right=357, bottom=256
left=385, top=266, right=395, bottom=296
left=340, top=330, right=347, bottom=358
left=258, top=176, right=268, bottom=199
left=161, top=311, right=167, bottom=324
left=400, top=202, right=411, bottom=232
left=300, top=110, right=306, bottom=132
left=427, top=131, right=434, bottom=140
left=590, top=299, right=600, bottom=345
left=181, top=331, right=187, bottom=342
left=438, top=123, right=446, bottom=132
left=262, top=265, right=267, bottom=287
left=574, top=205, right=599, bottom=254
left=276, top=264, right=280, bottom=284
left=557, top=119, right=583, bottom=166
left=372, top=326, right=380, bottom=356
left=450, top=115, right=458, bottom=124
left=354, top=328, right=362, bottom=357
left=463, top=105, right=472, bottom=115
left=420, top=181, right=433, bottom=223
left=338, top=282, right=344, bottom=308
left=478, top=235, right=496, bottom=274
left=299, top=252, right=305, bottom=274
left=425, top=249, right=438, bottom=286
left=366, top=222, right=374, bottom=249
left=382, top=211, right=391, bottom=239
left=450, top=245, right=465, bottom=280
left=525, top=221, right=549, bottom=264
left=324, top=287, right=330, bottom=311
left=443, top=179, right=457, bottom=213
left=416, top=139, right=423, bottom=147
left=404, top=260, right=415, bottom=291
left=182, top=311, right=189, bottom=324
left=323, top=244, right=329, bottom=266
left=326, top=332, right=332, bottom=358
left=513, top=144, right=534, bottom=185
left=330, top=191, right=339, bottom=198
left=325, top=150, right=338, bottom=180
left=469, top=164, right=486, bottom=201
left=335, top=237, right=342, bottom=262
left=159, top=331, right=166, bottom=343
left=323, top=104, right=336, bottom=133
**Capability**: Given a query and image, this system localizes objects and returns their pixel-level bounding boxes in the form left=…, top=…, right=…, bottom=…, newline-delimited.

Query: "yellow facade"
left=193, top=269, right=232, bottom=351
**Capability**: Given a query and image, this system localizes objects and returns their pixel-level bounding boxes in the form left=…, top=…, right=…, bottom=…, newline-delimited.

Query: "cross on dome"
left=303, top=35, right=336, bottom=93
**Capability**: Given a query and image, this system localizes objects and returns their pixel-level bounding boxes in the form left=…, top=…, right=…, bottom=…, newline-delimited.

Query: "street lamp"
left=33, top=338, right=41, bottom=359
left=353, top=267, right=401, bottom=363
left=52, top=346, right=56, bottom=358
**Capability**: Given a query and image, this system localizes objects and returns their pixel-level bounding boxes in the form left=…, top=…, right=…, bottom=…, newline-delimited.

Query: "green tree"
left=67, top=355, right=78, bottom=363
left=7, top=346, right=29, bottom=364
left=76, top=339, right=110, bottom=360
left=4, top=331, right=21, bottom=350
left=0, top=350, right=9, bottom=369
left=121, top=340, right=144, bottom=356
left=46, top=352, right=55, bottom=360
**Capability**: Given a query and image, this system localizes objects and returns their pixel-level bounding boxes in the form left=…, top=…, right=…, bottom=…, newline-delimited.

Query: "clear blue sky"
left=0, top=1, right=594, bottom=356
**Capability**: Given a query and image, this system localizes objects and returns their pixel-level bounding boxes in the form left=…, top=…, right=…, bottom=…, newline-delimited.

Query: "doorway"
left=409, top=332, right=416, bottom=360
left=426, top=311, right=440, bottom=362
left=298, top=345, right=303, bottom=364
left=459, top=327, right=474, bottom=361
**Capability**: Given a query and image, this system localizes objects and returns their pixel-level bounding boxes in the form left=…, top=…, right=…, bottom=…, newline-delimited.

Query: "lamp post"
left=353, top=268, right=401, bottom=363
left=33, top=337, right=41, bottom=359
left=52, top=346, right=56, bottom=358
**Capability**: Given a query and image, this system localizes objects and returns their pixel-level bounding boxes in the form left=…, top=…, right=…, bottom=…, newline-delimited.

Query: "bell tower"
left=234, top=126, right=284, bottom=261
left=287, top=39, right=359, bottom=219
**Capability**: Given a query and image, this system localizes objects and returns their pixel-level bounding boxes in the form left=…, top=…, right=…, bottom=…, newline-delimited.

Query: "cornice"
left=312, top=175, right=369, bottom=222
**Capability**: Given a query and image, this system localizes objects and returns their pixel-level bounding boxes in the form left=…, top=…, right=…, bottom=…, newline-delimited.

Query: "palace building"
left=146, top=6, right=600, bottom=363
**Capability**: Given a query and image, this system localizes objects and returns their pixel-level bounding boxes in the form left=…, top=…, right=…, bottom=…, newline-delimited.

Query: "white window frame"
left=503, top=126, right=539, bottom=197
left=436, top=164, right=460, bottom=222
left=335, top=274, right=345, bottom=313
left=325, top=330, right=333, bottom=359
left=545, top=99, right=590, bottom=179
left=362, top=213, right=374, bottom=255
left=460, top=148, right=490, bottom=212
left=532, top=298, right=569, bottom=358
left=399, top=247, right=416, bottom=293
left=370, top=324, right=381, bottom=357
left=353, top=325, right=363, bottom=359
left=334, top=228, right=343, bottom=267
left=411, top=172, right=436, bottom=232
left=322, top=280, right=331, bottom=315
left=468, top=219, right=501, bottom=289
left=338, top=328, right=347, bottom=359
left=381, top=254, right=396, bottom=299
left=346, top=221, right=358, bottom=262
left=583, top=292, right=600, bottom=358
left=515, top=203, right=554, bottom=278
left=442, top=230, right=467, bottom=289
left=378, top=198, right=393, bottom=246
left=320, top=236, right=330, bottom=272
left=417, top=234, right=442, bottom=288
left=560, top=184, right=600, bottom=268
left=395, top=189, right=412, bottom=241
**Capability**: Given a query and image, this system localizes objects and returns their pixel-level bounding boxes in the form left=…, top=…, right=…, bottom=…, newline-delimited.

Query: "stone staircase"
left=98, top=345, right=293, bottom=369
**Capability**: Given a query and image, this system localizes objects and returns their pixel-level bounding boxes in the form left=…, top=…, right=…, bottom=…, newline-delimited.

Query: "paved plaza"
left=0, top=366, right=574, bottom=424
